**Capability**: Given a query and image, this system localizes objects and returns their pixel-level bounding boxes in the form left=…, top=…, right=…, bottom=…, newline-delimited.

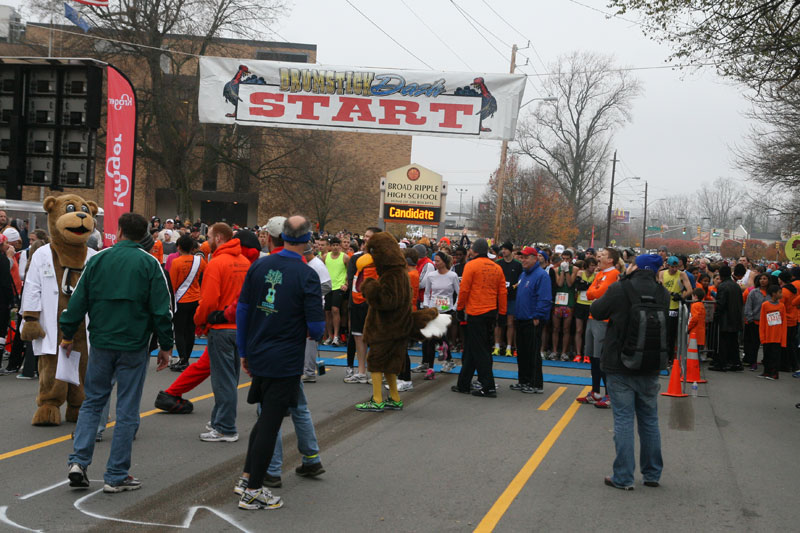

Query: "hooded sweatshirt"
left=194, top=238, right=250, bottom=330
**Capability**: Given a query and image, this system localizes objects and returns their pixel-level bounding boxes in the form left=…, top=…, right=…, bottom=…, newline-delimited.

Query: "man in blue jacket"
left=235, top=215, right=325, bottom=511
left=512, top=246, right=552, bottom=393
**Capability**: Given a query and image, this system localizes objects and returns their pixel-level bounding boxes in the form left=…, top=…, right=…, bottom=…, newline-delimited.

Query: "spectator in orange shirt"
left=778, top=271, right=798, bottom=372
left=149, top=228, right=163, bottom=264
left=454, top=238, right=507, bottom=397
left=759, top=284, right=786, bottom=379
left=169, top=235, right=207, bottom=371
left=688, top=288, right=707, bottom=349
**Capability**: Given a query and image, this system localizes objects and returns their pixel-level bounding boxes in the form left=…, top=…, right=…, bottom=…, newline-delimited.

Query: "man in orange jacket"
left=453, top=238, right=507, bottom=397
left=195, top=222, right=251, bottom=442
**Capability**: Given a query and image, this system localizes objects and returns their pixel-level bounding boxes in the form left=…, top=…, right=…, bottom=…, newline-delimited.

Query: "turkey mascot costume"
left=355, top=232, right=450, bottom=412
left=21, top=194, right=98, bottom=426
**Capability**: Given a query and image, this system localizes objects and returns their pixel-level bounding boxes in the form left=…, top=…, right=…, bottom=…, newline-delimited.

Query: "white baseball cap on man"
left=2, top=227, right=20, bottom=243
left=265, top=216, right=287, bottom=238
left=554, top=244, right=565, bottom=254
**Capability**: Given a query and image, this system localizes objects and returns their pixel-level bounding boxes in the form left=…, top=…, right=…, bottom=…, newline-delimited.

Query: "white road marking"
left=0, top=506, right=43, bottom=532
left=18, top=480, right=69, bottom=500
left=74, top=490, right=252, bottom=532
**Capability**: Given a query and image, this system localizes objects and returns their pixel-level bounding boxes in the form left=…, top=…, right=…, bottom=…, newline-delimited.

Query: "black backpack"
left=620, top=280, right=668, bottom=371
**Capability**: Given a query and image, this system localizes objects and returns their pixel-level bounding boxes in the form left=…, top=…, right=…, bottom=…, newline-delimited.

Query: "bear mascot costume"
left=21, top=194, right=98, bottom=426
left=356, top=231, right=450, bottom=411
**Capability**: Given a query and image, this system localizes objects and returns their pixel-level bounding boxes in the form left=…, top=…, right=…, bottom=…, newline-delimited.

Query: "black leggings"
left=591, top=356, right=606, bottom=395
left=173, top=301, right=198, bottom=363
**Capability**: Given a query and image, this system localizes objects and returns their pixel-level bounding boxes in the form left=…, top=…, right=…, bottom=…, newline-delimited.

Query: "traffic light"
left=682, top=226, right=686, bottom=235
left=742, top=240, right=747, bottom=249
left=660, top=225, right=665, bottom=232
left=697, top=225, right=701, bottom=235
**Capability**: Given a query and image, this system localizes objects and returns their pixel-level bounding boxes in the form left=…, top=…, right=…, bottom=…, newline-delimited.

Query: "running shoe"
left=355, top=399, right=385, bottom=412
left=792, top=370, right=800, bottom=378
left=471, top=380, right=482, bottom=390
left=331, top=337, right=342, bottom=347
left=154, top=390, right=193, bottom=414
left=238, top=487, right=283, bottom=510
left=344, top=367, right=354, bottom=380
left=521, top=385, right=536, bottom=394
left=301, top=374, right=316, bottom=383
left=604, top=477, right=634, bottom=491
left=234, top=476, right=248, bottom=496
left=68, top=463, right=90, bottom=488
left=384, top=398, right=404, bottom=410
left=491, top=347, right=501, bottom=356
left=595, top=395, right=611, bottom=409
left=263, top=474, right=282, bottom=488
left=471, top=388, right=497, bottom=398
left=424, top=368, right=435, bottom=380
left=509, top=383, right=525, bottom=391
left=199, top=429, right=239, bottom=442
left=765, top=373, right=779, bottom=381
left=397, top=380, right=413, bottom=392
left=572, top=354, right=582, bottom=362
left=560, top=353, right=570, bottom=362
left=344, top=373, right=368, bottom=384
left=441, top=360, right=456, bottom=372
left=410, top=363, right=430, bottom=373
left=505, top=347, right=513, bottom=357
left=322, top=338, right=333, bottom=346
left=103, top=475, right=142, bottom=493
left=583, top=356, right=591, bottom=364
left=576, top=392, right=601, bottom=404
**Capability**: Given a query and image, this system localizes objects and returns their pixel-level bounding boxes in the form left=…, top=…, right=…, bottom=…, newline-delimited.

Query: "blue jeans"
left=69, top=346, right=149, bottom=485
left=208, top=329, right=240, bottom=435
left=606, top=372, right=663, bottom=487
left=267, top=382, right=321, bottom=476
left=96, top=376, right=116, bottom=438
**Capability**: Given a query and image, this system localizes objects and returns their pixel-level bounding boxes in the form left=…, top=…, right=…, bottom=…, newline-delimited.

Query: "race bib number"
left=555, top=292, right=569, bottom=306
left=669, top=310, right=678, bottom=317
left=578, top=291, right=587, bottom=301
left=435, top=297, right=451, bottom=310
left=766, top=311, right=782, bottom=327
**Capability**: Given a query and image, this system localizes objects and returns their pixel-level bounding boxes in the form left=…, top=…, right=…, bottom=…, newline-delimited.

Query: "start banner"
left=198, top=57, right=526, bottom=140
left=103, top=65, right=136, bottom=248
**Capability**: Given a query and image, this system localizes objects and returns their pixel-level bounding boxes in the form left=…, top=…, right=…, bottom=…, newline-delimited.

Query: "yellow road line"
left=474, top=385, right=591, bottom=533
left=0, top=381, right=251, bottom=462
left=537, top=386, right=566, bottom=411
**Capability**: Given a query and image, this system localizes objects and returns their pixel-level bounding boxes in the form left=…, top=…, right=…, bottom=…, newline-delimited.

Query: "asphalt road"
left=0, top=348, right=798, bottom=532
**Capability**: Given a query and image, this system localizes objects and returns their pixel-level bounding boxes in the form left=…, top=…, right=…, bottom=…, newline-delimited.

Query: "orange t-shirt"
left=760, top=300, right=787, bottom=347
left=408, top=268, right=420, bottom=309
left=199, top=240, right=211, bottom=261
left=150, top=239, right=163, bottom=264
left=587, top=267, right=620, bottom=321
left=688, top=301, right=706, bottom=346
left=169, top=254, right=207, bottom=304
left=457, top=256, right=507, bottom=316
left=780, top=286, right=798, bottom=327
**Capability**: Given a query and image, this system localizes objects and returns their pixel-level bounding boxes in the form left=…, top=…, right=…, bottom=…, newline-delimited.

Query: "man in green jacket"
left=62, top=212, right=173, bottom=493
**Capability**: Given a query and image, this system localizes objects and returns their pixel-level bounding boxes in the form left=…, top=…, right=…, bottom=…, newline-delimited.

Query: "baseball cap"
left=667, top=256, right=680, bottom=266
left=3, top=227, right=20, bottom=243
left=554, top=244, right=565, bottom=254
left=265, top=216, right=287, bottom=238
left=501, top=241, right=514, bottom=251
left=520, top=246, right=537, bottom=256
left=658, top=245, right=669, bottom=252
left=636, top=254, right=662, bottom=272
left=165, top=218, right=174, bottom=224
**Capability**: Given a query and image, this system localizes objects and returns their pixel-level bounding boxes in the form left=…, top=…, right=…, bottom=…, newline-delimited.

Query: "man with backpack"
left=590, top=254, right=669, bottom=491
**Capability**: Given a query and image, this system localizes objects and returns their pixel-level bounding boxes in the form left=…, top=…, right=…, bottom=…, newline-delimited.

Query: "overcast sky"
left=6, top=0, right=753, bottom=216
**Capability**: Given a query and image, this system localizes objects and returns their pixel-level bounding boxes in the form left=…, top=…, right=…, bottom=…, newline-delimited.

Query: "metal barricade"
left=677, top=303, right=690, bottom=394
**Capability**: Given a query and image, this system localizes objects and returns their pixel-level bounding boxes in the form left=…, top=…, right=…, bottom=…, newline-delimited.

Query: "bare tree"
left=695, top=178, right=740, bottom=228
left=514, top=51, right=641, bottom=236
left=26, top=0, right=288, bottom=219
left=608, top=0, right=800, bottom=91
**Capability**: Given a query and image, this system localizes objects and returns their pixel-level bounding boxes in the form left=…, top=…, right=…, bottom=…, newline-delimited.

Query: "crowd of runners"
left=2, top=207, right=799, bottom=508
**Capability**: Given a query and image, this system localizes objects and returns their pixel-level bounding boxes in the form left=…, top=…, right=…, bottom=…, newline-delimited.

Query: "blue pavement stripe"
left=196, top=338, right=208, bottom=345
left=150, top=349, right=204, bottom=358
left=317, top=357, right=593, bottom=386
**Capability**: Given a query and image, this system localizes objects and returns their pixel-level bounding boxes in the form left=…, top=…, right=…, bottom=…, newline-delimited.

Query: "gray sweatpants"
left=304, top=339, right=318, bottom=376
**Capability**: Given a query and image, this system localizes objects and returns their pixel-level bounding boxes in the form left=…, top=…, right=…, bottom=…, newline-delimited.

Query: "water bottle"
left=691, top=381, right=698, bottom=397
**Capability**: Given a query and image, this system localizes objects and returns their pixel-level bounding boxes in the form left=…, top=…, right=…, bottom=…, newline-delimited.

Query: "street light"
left=454, top=187, right=467, bottom=227
left=520, top=96, right=558, bottom=108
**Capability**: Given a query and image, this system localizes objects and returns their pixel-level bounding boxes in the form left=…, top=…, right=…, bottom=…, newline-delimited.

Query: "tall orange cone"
left=684, top=333, right=707, bottom=384
left=661, top=358, right=688, bottom=397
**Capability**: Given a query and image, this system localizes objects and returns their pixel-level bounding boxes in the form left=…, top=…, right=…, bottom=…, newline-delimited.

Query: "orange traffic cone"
left=684, top=333, right=707, bottom=384
left=661, top=358, right=688, bottom=397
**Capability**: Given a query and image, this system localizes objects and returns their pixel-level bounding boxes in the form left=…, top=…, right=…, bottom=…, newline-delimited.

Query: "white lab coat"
left=20, top=243, right=96, bottom=356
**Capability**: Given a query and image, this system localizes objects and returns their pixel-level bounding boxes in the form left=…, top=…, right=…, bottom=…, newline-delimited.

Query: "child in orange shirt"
left=759, top=284, right=787, bottom=380
left=688, top=287, right=707, bottom=349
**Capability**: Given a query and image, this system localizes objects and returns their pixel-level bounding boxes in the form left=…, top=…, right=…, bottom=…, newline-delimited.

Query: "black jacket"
left=590, top=269, right=670, bottom=375
left=715, top=278, right=743, bottom=332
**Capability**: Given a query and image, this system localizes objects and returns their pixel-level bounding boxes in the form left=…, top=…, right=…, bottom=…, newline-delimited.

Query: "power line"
left=479, top=0, right=549, bottom=74
left=343, top=0, right=434, bottom=69
left=524, top=61, right=716, bottom=77
left=399, top=0, right=472, bottom=70
left=448, top=0, right=507, bottom=62
left=450, top=0, right=511, bottom=49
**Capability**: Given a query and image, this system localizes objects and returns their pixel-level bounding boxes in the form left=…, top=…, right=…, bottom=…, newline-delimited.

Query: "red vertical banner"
left=103, top=65, right=136, bottom=248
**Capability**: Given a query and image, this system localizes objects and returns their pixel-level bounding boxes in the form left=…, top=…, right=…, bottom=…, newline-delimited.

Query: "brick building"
left=1, top=22, right=411, bottom=231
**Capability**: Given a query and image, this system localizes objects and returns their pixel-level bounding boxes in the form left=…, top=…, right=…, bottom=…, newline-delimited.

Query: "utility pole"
left=641, top=180, right=648, bottom=249
left=604, top=150, right=618, bottom=247
left=454, top=187, right=467, bottom=227
left=493, top=44, right=517, bottom=244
